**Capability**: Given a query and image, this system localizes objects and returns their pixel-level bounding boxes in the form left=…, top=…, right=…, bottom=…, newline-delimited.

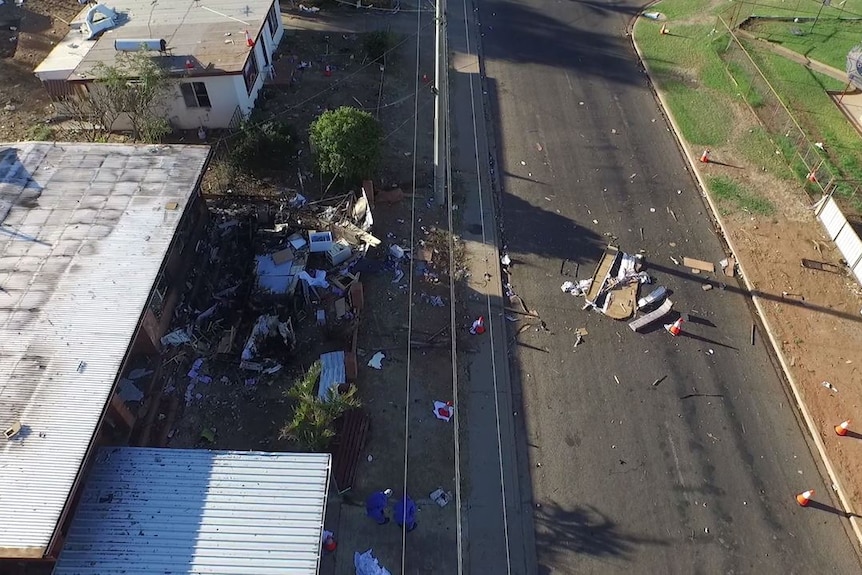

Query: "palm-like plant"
left=280, top=361, right=361, bottom=452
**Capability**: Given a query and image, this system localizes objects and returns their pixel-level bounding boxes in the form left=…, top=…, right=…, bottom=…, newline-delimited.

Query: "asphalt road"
left=473, top=0, right=862, bottom=572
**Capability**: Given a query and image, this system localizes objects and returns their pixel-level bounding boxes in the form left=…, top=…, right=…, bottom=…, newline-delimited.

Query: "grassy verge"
left=636, top=0, right=862, bottom=212
left=708, top=175, right=775, bottom=215
left=742, top=19, right=862, bottom=71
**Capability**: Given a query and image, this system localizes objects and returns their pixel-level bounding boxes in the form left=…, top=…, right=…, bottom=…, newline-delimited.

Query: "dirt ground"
left=0, top=0, right=79, bottom=141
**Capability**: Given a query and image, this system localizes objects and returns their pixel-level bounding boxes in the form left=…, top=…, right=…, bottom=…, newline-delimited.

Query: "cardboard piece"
left=683, top=257, right=715, bottom=273
left=271, top=247, right=294, bottom=266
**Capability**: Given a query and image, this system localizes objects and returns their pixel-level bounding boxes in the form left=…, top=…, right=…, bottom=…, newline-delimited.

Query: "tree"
left=230, top=120, right=298, bottom=173
left=280, top=361, right=362, bottom=452
left=64, top=49, right=172, bottom=142
left=309, top=106, right=383, bottom=182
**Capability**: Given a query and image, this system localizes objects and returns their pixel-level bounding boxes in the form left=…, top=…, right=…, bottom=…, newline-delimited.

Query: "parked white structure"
left=34, top=0, right=284, bottom=130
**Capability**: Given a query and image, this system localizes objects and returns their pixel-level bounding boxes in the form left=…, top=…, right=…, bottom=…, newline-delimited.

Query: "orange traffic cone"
left=324, top=65, right=333, bottom=77
left=700, top=149, right=710, bottom=163
left=835, top=420, right=851, bottom=436
left=244, top=30, right=255, bottom=48
left=796, top=489, right=814, bottom=507
left=665, top=317, right=684, bottom=336
left=323, top=534, right=337, bottom=552
left=470, top=316, right=486, bottom=335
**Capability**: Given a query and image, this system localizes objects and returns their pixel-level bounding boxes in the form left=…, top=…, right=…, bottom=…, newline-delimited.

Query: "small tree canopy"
left=230, top=120, right=298, bottom=173
left=89, top=49, right=172, bottom=142
left=309, top=106, right=382, bottom=181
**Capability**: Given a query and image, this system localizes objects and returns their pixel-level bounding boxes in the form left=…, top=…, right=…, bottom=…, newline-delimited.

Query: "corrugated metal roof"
left=0, top=142, right=210, bottom=557
left=53, top=448, right=330, bottom=575
left=37, top=0, right=279, bottom=79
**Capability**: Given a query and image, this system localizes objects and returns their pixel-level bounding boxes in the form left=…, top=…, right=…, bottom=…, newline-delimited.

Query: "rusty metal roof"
left=0, top=142, right=210, bottom=558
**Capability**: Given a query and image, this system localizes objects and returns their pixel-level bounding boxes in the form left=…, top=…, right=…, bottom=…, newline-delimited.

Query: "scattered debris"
left=702, top=284, right=713, bottom=291
left=638, top=285, right=667, bottom=309
left=629, top=299, right=674, bottom=332
left=434, top=401, right=454, bottom=422
left=430, top=488, right=452, bottom=507
left=683, top=257, right=715, bottom=273
left=719, top=256, right=736, bottom=277
left=354, top=549, right=391, bottom=575
left=367, top=352, right=386, bottom=370
left=822, top=381, right=838, bottom=393
left=651, top=375, right=667, bottom=387
left=470, top=316, right=486, bottom=335
left=801, top=258, right=841, bottom=274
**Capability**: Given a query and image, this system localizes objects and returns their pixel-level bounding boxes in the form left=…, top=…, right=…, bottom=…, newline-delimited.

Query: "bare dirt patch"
left=0, top=0, right=79, bottom=141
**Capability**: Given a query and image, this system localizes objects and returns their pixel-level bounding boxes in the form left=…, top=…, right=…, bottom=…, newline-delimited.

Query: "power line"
left=400, top=2, right=424, bottom=572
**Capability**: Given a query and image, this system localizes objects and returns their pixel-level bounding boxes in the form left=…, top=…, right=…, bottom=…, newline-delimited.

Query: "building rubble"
left=135, top=188, right=381, bottom=447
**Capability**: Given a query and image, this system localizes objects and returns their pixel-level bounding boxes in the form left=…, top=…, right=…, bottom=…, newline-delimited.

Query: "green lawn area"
left=708, top=175, right=776, bottom=215
left=743, top=19, right=862, bottom=71
left=635, top=0, right=862, bottom=211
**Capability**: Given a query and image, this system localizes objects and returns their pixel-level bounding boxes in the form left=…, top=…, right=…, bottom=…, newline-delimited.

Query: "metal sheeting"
left=318, top=351, right=346, bottom=401
left=835, top=225, right=862, bottom=269
left=53, top=448, right=330, bottom=575
left=815, top=196, right=862, bottom=284
left=0, top=142, right=210, bottom=555
left=817, top=195, right=847, bottom=241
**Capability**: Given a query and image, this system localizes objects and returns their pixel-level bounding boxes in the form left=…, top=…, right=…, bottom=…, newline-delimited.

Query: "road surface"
left=460, top=0, right=862, bottom=572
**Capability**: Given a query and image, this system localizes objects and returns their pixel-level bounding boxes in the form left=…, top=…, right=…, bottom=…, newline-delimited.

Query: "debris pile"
left=136, top=188, right=384, bottom=447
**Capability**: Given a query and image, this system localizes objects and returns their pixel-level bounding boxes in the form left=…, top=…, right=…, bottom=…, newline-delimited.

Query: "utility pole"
left=433, top=0, right=447, bottom=205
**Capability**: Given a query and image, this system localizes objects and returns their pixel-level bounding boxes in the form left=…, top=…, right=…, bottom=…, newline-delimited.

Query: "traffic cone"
left=700, top=149, right=710, bottom=163
left=796, top=489, right=814, bottom=507
left=323, top=534, right=337, bottom=552
left=244, top=30, right=255, bottom=48
left=664, top=317, right=684, bottom=336
left=660, top=24, right=668, bottom=35
left=807, top=171, right=817, bottom=183
left=324, top=64, right=332, bottom=77
left=835, top=420, right=851, bottom=436
left=470, top=316, right=486, bottom=335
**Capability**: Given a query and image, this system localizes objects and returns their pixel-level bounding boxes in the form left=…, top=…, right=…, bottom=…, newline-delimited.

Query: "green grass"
left=738, top=126, right=796, bottom=179
left=708, top=175, right=776, bottom=214
left=26, top=123, right=54, bottom=142
left=744, top=19, right=862, bottom=71
left=637, top=22, right=737, bottom=145
left=747, top=48, right=862, bottom=192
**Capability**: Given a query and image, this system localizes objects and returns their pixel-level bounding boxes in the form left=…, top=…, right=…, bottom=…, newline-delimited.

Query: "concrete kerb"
left=629, top=13, right=862, bottom=550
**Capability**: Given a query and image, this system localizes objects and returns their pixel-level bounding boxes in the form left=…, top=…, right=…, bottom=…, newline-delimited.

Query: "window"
left=267, top=3, right=280, bottom=38
left=180, top=82, right=211, bottom=108
left=243, top=52, right=259, bottom=94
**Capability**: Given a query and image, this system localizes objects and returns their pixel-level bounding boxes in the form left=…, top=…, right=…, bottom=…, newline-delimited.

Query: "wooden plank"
left=683, top=257, right=715, bottom=273
left=585, top=246, right=620, bottom=302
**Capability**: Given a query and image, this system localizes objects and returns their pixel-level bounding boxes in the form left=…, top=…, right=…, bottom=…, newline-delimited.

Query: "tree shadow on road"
left=533, top=501, right=668, bottom=572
